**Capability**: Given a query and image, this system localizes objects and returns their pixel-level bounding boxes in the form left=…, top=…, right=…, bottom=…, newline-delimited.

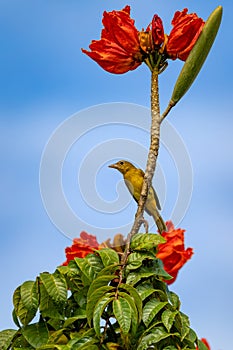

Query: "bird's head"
left=108, top=160, right=135, bottom=175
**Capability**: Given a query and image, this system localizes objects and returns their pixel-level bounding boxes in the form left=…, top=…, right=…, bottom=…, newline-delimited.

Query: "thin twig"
left=160, top=100, right=176, bottom=123
left=121, top=68, right=161, bottom=266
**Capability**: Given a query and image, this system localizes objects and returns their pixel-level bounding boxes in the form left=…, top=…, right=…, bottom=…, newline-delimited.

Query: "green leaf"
left=22, top=321, right=49, bottom=348
left=142, top=299, right=168, bottom=327
left=46, top=329, right=68, bottom=344
left=186, top=328, right=198, bottom=343
left=13, top=287, right=21, bottom=313
left=16, top=300, right=37, bottom=326
left=39, top=271, right=67, bottom=305
left=162, top=309, right=177, bottom=332
left=97, top=248, right=119, bottom=267
left=39, top=284, right=64, bottom=320
left=137, top=326, right=171, bottom=350
left=87, top=285, right=115, bottom=325
left=179, top=312, right=190, bottom=341
left=0, top=329, right=17, bottom=350
left=119, top=284, right=142, bottom=320
left=93, top=295, right=115, bottom=336
left=87, top=275, right=116, bottom=301
left=96, top=264, right=119, bottom=277
left=118, top=292, right=139, bottom=335
left=12, top=308, right=21, bottom=328
left=64, top=313, right=87, bottom=328
left=168, top=291, right=180, bottom=310
left=126, top=251, right=156, bottom=270
left=153, top=259, right=173, bottom=281
left=126, top=266, right=160, bottom=285
left=131, top=233, right=166, bottom=251
left=171, top=6, right=223, bottom=104
left=75, top=254, right=104, bottom=283
left=136, top=285, right=156, bottom=301
left=113, top=298, right=131, bottom=335
left=20, top=281, right=39, bottom=313
left=197, top=339, right=210, bottom=350
left=38, top=345, right=70, bottom=350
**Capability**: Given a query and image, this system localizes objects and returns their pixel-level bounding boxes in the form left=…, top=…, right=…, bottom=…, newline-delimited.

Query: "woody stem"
left=121, top=68, right=162, bottom=266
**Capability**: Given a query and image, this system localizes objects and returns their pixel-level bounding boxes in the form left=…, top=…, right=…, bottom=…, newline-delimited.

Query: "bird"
left=108, top=160, right=166, bottom=233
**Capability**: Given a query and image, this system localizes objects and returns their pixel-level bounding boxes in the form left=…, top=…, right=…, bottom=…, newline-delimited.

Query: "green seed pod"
left=171, top=6, right=223, bottom=105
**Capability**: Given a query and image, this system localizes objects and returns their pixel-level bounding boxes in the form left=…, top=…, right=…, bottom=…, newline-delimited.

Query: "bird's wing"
left=137, top=168, right=161, bottom=210
left=150, top=186, right=161, bottom=211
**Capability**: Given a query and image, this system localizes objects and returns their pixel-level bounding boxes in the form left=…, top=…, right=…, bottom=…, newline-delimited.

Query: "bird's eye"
left=119, top=161, right=124, bottom=165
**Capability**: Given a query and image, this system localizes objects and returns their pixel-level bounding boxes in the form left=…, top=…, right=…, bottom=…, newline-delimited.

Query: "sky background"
left=0, top=1, right=232, bottom=349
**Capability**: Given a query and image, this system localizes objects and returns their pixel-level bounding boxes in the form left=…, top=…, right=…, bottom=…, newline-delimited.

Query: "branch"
left=121, top=68, right=162, bottom=266
left=160, top=100, right=176, bottom=123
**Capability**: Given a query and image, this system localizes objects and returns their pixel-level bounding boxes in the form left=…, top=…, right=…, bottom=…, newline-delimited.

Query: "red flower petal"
left=82, top=6, right=143, bottom=74
left=166, top=8, right=205, bottom=61
left=62, top=232, right=99, bottom=266
left=157, top=221, right=194, bottom=284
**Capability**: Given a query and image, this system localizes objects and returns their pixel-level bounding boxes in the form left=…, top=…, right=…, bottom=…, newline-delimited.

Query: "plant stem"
left=121, top=68, right=161, bottom=266
left=160, top=100, right=176, bottom=123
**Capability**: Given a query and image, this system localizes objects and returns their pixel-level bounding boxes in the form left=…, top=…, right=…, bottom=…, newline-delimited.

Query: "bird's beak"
left=108, top=163, right=118, bottom=169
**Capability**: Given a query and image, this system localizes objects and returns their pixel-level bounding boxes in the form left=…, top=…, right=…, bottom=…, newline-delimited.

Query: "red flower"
left=62, top=231, right=99, bottom=266
left=82, top=6, right=143, bottom=74
left=166, top=8, right=205, bottom=61
left=157, top=221, right=193, bottom=284
left=151, top=14, right=164, bottom=46
left=196, top=338, right=211, bottom=350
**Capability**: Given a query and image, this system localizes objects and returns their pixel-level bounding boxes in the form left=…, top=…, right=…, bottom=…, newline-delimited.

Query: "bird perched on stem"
left=109, top=160, right=167, bottom=233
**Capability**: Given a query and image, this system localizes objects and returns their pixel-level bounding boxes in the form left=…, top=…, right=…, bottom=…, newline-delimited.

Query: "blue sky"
left=0, top=1, right=232, bottom=349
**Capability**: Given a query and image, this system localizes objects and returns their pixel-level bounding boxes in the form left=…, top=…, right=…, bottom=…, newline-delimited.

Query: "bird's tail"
left=152, top=209, right=167, bottom=234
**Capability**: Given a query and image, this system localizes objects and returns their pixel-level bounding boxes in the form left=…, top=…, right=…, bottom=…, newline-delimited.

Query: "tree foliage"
left=0, top=233, right=208, bottom=350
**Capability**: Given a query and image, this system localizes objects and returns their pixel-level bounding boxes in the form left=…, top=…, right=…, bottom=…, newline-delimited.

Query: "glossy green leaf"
left=136, top=283, right=157, bottom=301
left=168, top=291, right=180, bottom=310
left=197, top=339, right=210, bottom=350
left=126, top=251, right=156, bottom=270
left=87, top=275, right=116, bottom=301
left=14, top=299, right=37, bottom=326
left=118, top=291, right=139, bottom=335
left=64, top=313, right=87, bottom=328
left=96, top=263, right=119, bottom=277
left=22, top=321, right=49, bottom=348
left=142, top=299, right=167, bottom=327
left=131, top=233, right=165, bottom=251
left=0, top=329, right=17, bottom=350
left=75, top=254, right=104, bottom=283
left=119, top=283, right=142, bottom=320
left=97, top=248, right=119, bottom=267
left=174, top=312, right=190, bottom=341
left=20, top=281, right=39, bottom=313
left=126, top=265, right=160, bottom=285
left=39, top=284, right=64, bottom=320
left=12, top=309, right=21, bottom=328
left=93, top=295, right=115, bottom=336
left=113, top=298, right=131, bottom=335
left=39, top=271, right=67, bottom=305
left=162, top=309, right=177, bottom=332
left=171, top=6, right=223, bottom=104
left=137, top=326, right=170, bottom=350
left=87, top=285, right=115, bottom=325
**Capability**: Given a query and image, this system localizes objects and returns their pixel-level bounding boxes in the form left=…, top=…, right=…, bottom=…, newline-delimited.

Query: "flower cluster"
left=62, top=231, right=98, bottom=265
left=82, top=5, right=204, bottom=74
left=62, top=221, right=193, bottom=285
